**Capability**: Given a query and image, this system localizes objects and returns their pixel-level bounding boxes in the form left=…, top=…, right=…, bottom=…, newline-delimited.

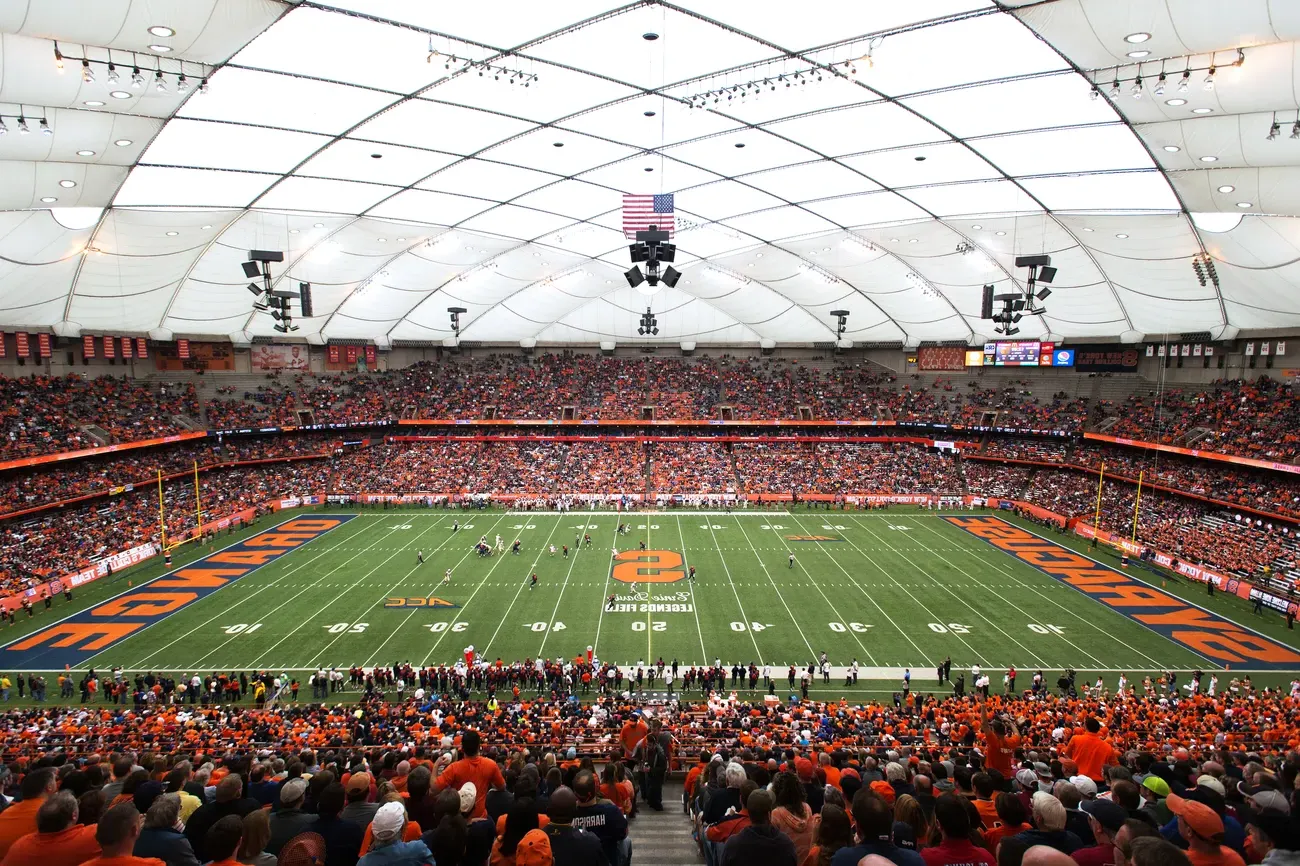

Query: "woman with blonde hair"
left=895, top=793, right=930, bottom=852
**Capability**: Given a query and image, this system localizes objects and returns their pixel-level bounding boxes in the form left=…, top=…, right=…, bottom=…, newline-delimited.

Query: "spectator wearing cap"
left=1164, top=794, right=1244, bottom=866
left=832, top=788, right=925, bottom=866
left=308, top=783, right=365, bottom=866
left=1013, top=793, right=1084, bottom=854
left=1057, top=782, right=1097, bottom=847
left=433, top=731, right=505, bottom=821
left=1141, top=778, right=1173, bottom=828
left=0, top=766, right=55, bottom=859
left=922, top=794, right=995, bottom=866
left=721, top=788, right=797, bottom=866
left=184, top=775, right=259, bottom=862
left=342, top=773, right=380, bottom=830
left=1244, top=811, right=1300, bottom=866
left=1071, top=799, right=1129, bottom=866
left=135, top=794, right=200, bottom=866
left=357, top=801, right=430, bottom=866
left=81, top=802, right=164, bottom=866
left=0, top=790, right=99, bottom=866
left=267, top=778, right=314, bottom=857
left=1162, top=788, right=1244, bottom=857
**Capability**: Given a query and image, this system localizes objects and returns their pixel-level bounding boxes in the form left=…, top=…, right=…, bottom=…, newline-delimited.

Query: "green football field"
left=13, top=506, right=1298, bottom=693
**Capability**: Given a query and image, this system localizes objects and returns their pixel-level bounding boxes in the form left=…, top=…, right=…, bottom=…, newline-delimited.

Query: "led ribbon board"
left=2, top=516, right=354, bottom=670
left=945, top=515, right=1300, bottom=670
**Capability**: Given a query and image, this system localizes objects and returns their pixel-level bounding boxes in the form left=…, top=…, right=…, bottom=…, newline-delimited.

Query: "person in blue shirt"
left=832, top=788, right=925, bottom=866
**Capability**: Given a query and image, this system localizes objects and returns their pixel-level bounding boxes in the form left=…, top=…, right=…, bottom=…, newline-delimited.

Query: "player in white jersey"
left=549, top=544, right=556, bottom=557
left=443, top=569, right=452, bottom=585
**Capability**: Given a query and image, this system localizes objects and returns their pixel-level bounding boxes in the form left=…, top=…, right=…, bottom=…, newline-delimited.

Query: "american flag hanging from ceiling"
left=622, top=193, right=675, bottom=239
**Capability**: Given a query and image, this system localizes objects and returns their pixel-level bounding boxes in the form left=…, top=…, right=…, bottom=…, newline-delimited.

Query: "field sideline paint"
left=2, top=516, right=354, bottom=670
left=946, top=515, right=1300, bottom=670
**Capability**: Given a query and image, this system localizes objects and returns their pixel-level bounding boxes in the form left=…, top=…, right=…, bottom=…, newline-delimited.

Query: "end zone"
left=2, top=515, right=355, bottom=670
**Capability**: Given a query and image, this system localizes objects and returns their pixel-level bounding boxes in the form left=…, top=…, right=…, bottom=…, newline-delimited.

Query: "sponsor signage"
left=1072, top=343, right=1140, bottom=372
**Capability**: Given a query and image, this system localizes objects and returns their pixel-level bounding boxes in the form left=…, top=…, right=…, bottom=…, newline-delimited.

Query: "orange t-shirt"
left=983, top=729, right=1020, bottom=778
left=974, top=798, right=1000, bottom=830
left=1186, top=847, right=1246, bottom=866
left=1064, top=732, right=1116, bottom=782
left=434, top=756, right=506, bottom=819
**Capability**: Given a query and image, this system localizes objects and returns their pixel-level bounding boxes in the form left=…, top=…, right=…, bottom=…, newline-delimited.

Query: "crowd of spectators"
left=0, top=375, right=198, bottom=459
left=1097, top=377, right=1300, bottom=463
left=0, top=677, right=1296, bottom=866
left=962, top=462, right=1033, bottom=499
left=815, top=444, right=962, bottom=495
left=650, top=443, right=738, bottom=494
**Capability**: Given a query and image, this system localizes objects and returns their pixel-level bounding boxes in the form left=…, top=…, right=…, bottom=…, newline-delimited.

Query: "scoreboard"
left=984, top=340, right=1041, bottom=366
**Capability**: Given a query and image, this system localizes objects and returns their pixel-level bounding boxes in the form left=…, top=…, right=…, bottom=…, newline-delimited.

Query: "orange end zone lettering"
left=944, top=514, right=1300, bottom=670
left=9, top=622, right=145, bottom=652
left=92, top=592, right=198, bottom=618
left=1, top=513, right=355, bottom=670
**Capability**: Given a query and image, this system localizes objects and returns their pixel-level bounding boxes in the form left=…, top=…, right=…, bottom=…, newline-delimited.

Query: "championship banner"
left=103, top=335, right=115, bottom=359
left=82, top=335, right=95, bottom=358
left=346, top=345, right=359, bottom=364
left=365, top=344, right=376, bottom=366
left=37, top=333, right=51, bottom=358
left=178, top=339, right=190, bottom=359
left=328, top=344, right=340, bottom=364
left=15, top=332, right=28, bottom=358
left=251, top=344, right=309, bottom=371
left=136, top=337, right=148, bottom=358
left=121, top=336, right=133, bottom=359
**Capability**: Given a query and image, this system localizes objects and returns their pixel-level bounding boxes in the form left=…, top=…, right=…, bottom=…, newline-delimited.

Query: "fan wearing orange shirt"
left=620, top=713, right=648, bottom=760
left=1063, top=717, right=1117, bottom=783
left=980, top=703, right=1020, bottom=779
left=433, top=730, right=505, bottom=820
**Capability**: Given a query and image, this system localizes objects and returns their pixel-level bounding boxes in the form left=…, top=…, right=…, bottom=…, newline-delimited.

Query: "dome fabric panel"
left=4, top=2, right=1300, bottom=343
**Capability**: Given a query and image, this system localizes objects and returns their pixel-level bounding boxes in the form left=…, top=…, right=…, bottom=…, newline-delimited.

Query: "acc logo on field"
left=384, top=595, right=459, bottom=608
left=611, top=550, right=685, bottom=584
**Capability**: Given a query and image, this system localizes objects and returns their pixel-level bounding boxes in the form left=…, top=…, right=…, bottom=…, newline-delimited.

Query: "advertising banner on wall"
left=917, top=346, right=966, bottom=371
left=251, top=344, right=310, bottom=370
left=1071, top=343, right=1140, bottom=372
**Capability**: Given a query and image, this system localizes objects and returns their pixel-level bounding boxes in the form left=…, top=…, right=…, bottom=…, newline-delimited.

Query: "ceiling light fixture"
left=1109, top=75, right=1121, bottom=99
left=149, top=44, right=173, bottom=53
left=110, top=90, right=131, bottom=99
left=1199, top=155, right=1218, bottom=162
left=1292, top=115, right=1300, bottom=140
left=1217, top=185, right=1235, bottom=193
left=1127, top=50, right=1150, bottom=59
left=106, top=62, right=119, bottom=84
left=1236, top=202, right=1252, bottom=208
left=1267, top=113, right=1280, bottom=141
left=1203, top=66, right=1215, bottom=90
left=1125, top=32, right=1152, bottom=43
left=54, top=42, right=64, bottom=72
left=1191, top=107, right=1213, bottom=114
left=1163, top=145, right=1180, bottom=152
left=40, top=197, right=56, bottom=203
left=1130, top=76, right=1143, bottom=98
left=1165, top=98, right=1186, bottom=106
left=83, top=100, right=104, bottom=107
left=165, top=231, right=178, bottom=236
left=1153, top=72, right=1166, bottom=96
left=81, top=59, right=94, bottom=83
left=1116, top=233, right=1128, bottom=238
left=76, top=149, right=94, bottom=156
left=114, top=138, right=132, bottom=146
left=176, top=73, right=189, bottom=93
left=17, top=116, right=29, bottom=135
left=39, top=117, right=51, bottom=135
left=148, top=25, right=176, bottom=37
left=59, top=180, right=76, bottom=188
left=130, top=64, right=144, bottom=88
left=154, top=70, right=167, bottom=92
left=1178, top=69, right=1190, bottom=93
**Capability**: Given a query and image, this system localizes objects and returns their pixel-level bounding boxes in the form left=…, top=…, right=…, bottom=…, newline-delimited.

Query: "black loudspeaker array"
left=298, top=282, right=313, bottom=318
left=980, top=284, right=994, bottom=320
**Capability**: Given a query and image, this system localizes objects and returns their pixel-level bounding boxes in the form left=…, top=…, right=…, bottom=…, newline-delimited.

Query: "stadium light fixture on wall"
left=682, top=37, right=884, bottom=109
left=425, top=35, right=536, bottom=86
left=0, top=107, right=49, bottom=136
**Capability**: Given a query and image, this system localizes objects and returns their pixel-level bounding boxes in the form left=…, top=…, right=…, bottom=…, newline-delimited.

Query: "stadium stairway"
left=630, top=780, right=699, bottom=866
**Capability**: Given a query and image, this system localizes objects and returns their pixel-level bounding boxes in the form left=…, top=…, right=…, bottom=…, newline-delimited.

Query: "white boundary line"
left=701, top=519, right=765, bottom=664
left=848, top=514, right=1050, bottom=668
left=1003, top=516, right=1299, bottom=666
left=675, top=515, right=709, bottom=664
left=536, top=519, right=594, bottom=658
left=136, top=516, right=390, bottom=671
left=914, top=517, right=1167, bottom=670
left=480, top=516, right=567, bottom=658
left=365, top=512, right=513, bottom=667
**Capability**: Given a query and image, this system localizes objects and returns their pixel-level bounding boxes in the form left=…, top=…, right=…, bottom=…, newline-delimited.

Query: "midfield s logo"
left=611, top=550, right=685, bottom=583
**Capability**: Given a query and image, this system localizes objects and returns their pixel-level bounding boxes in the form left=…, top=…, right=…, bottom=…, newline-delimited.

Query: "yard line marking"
left=816, top=513, right=987, bottom=666
left=728, top=516, right=818, bottom=663
left=591, top=518, right=628, bottom=659
left=847, top=514, right=1048, bottom=668
left=753, top=515, right=878, bottom=666
left=675, top=515, right=709, bottom=664
left=113, top=515, right=383, bottom=672
left=252, top=518, right=446, bottom=671
left=362, top=512, right=511, bottom=667
left=474, top=516, right=567, bottom=660
left=702, top=520, right=765, bottom=664
left=423, top=514, right=561, bottom=663
left=537, top=516, right=605, bottom=659
left=914, top=517, right=1153, bottom=669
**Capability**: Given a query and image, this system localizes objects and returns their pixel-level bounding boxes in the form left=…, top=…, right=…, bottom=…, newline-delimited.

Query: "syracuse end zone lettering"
left=945, top=516, right=1300, bottom=670
left=3, top=516, right=353, bottom=670
left=611, top=550, right=684, bottom=583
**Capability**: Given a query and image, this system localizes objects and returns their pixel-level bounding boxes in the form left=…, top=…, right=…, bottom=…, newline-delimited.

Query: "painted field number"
left=1028, top=623, right=1066, bottom=634
left=326, top=622, right=368, bottom=634
left=928, top=622, right=971, bottom=634
left=425, top=622, right=468, bottom=633
left=631, top=621, right=667, bottom=632
left=828, top=622, right=873, bottom=633
left=223, top=623, right=262, bottom=635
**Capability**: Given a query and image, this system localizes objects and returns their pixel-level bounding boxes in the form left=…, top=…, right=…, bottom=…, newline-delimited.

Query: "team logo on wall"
left=610, top=550, right=685, bottom=583
left=384, top=595, right=459, bottom=608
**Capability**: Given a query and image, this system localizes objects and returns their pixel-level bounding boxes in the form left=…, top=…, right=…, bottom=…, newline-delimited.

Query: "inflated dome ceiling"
left=2, top=0, right=1300, bottom=347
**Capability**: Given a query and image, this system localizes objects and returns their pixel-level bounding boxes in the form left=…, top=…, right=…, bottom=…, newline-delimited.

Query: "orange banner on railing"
left=1085, top=432, right=1300, bottom=476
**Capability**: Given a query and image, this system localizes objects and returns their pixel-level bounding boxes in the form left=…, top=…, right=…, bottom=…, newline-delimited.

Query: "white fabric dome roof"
left=1, top=0, right=1299, bottom=345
